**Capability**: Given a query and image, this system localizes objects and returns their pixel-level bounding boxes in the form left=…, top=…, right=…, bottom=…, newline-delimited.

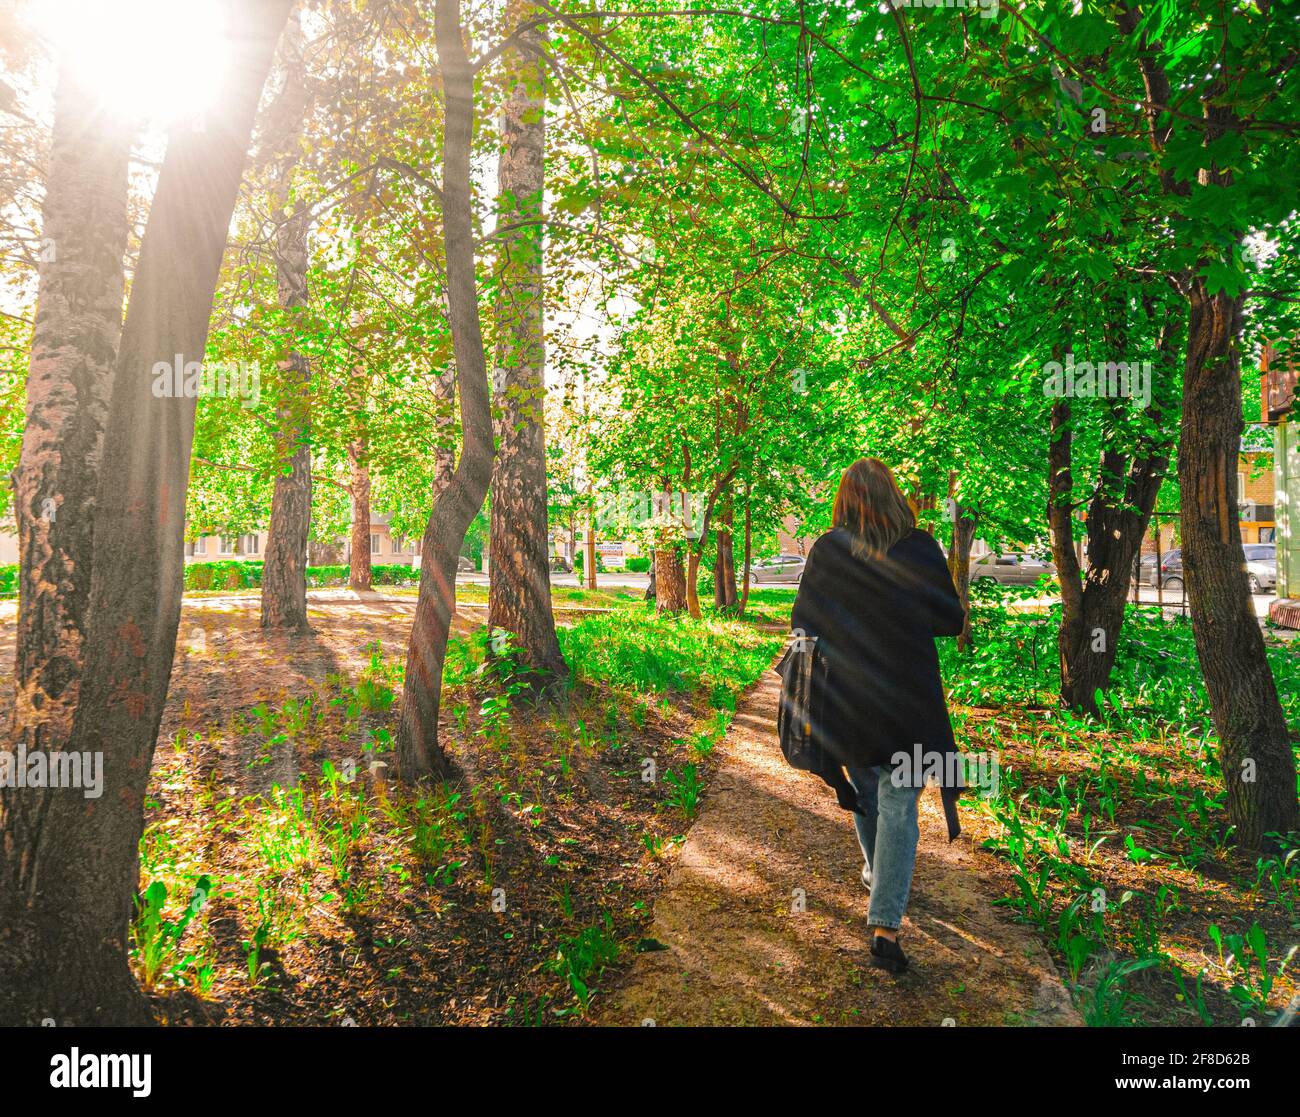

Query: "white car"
left=1243, top=544, right=1276, bottom=594
left=969, top=552, right=1057, bottom=586
left=747, top=553, right=806, bottom=584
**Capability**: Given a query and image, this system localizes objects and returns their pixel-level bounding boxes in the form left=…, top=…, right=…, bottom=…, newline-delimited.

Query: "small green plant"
left=132, top=875, right=212, bottom=989
left=1209, top=922, right=1297, bottom=1019
left=641, top=830, right=667, bottom=858
left=689, top=729, right=718, bottom=758
left=355, top=643, right=399, bottom=713
left=1055, top=894, right=1101, bottom=984
left=549, top=913, right=619, bottom=1011
left=663, top=764, right=703, bottom=818
left=1253, top=843, right=1300, bottom=914
left=1078, top=958, right=1160, bottom=1027
left=506, top=994, right=552, bottom=1026
left=409, top=788, right=466, bottom=871
left=1173, top=969, right=1214, bottom=1026
left=478, top=692, right=514, bottom=750
left=243, top=924, right=269, bottom=987
left=247, top=785, right=317, bottom=873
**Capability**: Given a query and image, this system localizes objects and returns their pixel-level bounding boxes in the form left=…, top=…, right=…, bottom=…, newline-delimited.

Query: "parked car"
left=1243, top=543, right=1276, bottom=594
left=1141, top=543, right=1274, bottom=594
left=969, top=552, right=1057, bottom=586
left=1137, top=548, right=1181, bottom=588
left=549, top=554, right=573, bottom=574
left=457, top=555, right=476, bottom=573
left=747, top=553, right=806, bottom=584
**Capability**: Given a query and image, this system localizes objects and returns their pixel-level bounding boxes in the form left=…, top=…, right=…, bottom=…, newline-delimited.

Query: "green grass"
left=558, top=605, right=783, bottom=697
left=941, top=604, right=1300, bottom=731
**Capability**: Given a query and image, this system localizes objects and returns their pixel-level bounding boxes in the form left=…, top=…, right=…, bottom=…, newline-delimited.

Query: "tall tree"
left=0, top=0, right=293, bottom=1026
left=1113, top=0, right=1300, bottom=847
left=261, top=11, right=314, bottom=632
left=1048, top=297, right=1178, bottom=715
left=396, top=0, right=495, bottom=782
left=10, top=64, right=129, bottom=745
left=347, top=368, right=372, bottom=591
left=487, top=2, right=566, bottom=679
left=713, top=488, right=738, bottom=612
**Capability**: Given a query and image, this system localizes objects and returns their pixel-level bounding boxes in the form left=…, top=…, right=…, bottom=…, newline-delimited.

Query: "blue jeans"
left=848, top=765, right=921, bottom=931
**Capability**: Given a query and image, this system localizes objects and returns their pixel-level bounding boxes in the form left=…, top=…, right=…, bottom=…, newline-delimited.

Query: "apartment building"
left=182, top=512, right=416, bottom=566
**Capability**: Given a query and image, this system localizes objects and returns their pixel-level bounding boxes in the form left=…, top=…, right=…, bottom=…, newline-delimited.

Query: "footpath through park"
left=597, top=667, right=1080, bottom=1026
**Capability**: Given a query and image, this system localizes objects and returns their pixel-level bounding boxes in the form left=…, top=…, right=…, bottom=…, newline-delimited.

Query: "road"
left=459, top=571, right=653, bottom=591
left=994, top=583, right=1277, bottom=621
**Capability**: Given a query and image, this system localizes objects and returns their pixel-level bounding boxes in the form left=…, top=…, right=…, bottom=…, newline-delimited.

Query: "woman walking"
left=790, top=458, right=966, bottom=974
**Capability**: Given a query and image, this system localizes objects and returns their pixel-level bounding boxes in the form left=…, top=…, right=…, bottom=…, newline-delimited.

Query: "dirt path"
left=596, top=668, right=1080, bottom=1027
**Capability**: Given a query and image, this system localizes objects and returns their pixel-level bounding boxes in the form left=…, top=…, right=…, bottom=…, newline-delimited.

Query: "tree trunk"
left=11, top=67, right=129, bottom=747
left=1052, top=303, right=1174, bottom=714
left=261, top=14, right=313, bottom=633
left=261, top=292, right=312, bottom=626
left=714, top=490, right=738, bottom=612
left=487, top=5, right=565, bottom=680
left=395, top=0, right=495, bottom=783
left=348, top=421, right=371, bottom=591
left=655, top=534, right=687, bottom=615
left=945, top=491, right=977, bottom=652
left=1069, top=396, right=1169, bottom=705
left=1047, top=397, right=1088, bottom=704
left=685, top=547, right=702, bottom=618
left=1113, top=7, right=1299, bottom=849
left=737, top=484, right=753, bottom=616
left=1061, top=453, right=1166, bottom=715
left=0, top=0, right=292, bottom=1027
left=684, top=478, right=728, bottom=619
left=1180, top=283, right=1299, bottom=849
left=432, top=362, right=456, bottom=497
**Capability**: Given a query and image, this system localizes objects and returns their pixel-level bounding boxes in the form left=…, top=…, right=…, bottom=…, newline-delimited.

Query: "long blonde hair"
left=832, top=457, right=915, bottom=560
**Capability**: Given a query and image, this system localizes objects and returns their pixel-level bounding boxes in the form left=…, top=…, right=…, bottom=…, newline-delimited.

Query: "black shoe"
left=870, top=934, right=908, bottom=974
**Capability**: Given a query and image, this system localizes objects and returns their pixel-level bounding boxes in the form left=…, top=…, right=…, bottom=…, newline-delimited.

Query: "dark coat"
left=789, top=527, right=967, bottom=839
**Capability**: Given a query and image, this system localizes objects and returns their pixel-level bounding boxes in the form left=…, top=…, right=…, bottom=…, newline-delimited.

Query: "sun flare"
left=31, top=0, right=231, bottom=125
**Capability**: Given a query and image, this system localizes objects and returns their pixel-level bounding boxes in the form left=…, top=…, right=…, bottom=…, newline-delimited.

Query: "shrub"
left=182, top=561, right=419, bottom=592
left=302, top=563, right=419, bottom=588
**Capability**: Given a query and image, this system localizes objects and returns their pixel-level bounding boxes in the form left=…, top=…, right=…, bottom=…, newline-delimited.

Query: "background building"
left=1264, top=341, right=1298, bottom=625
